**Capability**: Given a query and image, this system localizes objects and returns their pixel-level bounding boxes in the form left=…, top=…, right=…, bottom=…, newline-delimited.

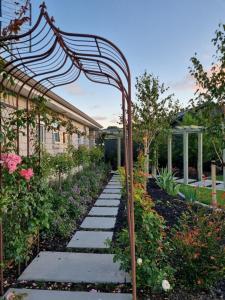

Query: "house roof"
left=3, top=66, right=103, bottom=130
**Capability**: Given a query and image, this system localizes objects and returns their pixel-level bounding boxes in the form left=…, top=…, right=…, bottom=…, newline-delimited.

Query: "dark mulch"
left=147, top=178, right=192, bottom=228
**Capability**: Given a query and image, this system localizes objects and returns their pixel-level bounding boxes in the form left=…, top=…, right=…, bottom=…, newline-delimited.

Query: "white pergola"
left=167, top=125, right=204, bottom=184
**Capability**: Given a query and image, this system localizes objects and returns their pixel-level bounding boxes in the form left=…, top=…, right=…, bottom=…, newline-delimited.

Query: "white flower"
left=162, top=279, right=171, bottom=291
left=137, top=258, right=143, bottom=266
left=6, top=292, right=15, bottom=300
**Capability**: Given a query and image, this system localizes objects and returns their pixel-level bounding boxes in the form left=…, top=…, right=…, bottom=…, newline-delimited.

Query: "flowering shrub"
left=19, top=168, right=34, bottom=181
left=113, top=159, right=174, bottom=292
left=1, top=153, right=22, bottom=173
left=3, top=179, right=53, bottom=263
left=167, top=210, right=225, bottom=290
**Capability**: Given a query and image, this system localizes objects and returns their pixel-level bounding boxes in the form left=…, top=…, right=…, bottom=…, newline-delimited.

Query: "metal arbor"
left=0, top=2, right=136, bottom=299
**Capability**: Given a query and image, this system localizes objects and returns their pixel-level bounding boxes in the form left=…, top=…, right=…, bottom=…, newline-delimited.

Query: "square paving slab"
left=80, top=217, right=116, bottom=229
left=110, top=179, right=121, bottom=183
left=95, top=199, right=120, bottom=207
left=88, top=207, right=118, bottom=217
left=99, top=193, right=121, bottom=200
left=67, top=231, right=113, bottom=249
left=5, top=289, right=132, bottom=300
left=18, top=252, right=130, bottom=284
left=106, top=184, right=122, bottom=188
left=103, top=188, right=121, bottom=194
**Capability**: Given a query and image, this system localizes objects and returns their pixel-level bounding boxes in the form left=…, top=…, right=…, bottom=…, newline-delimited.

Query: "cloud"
left=170, top=74, right=195, bottom=92
left=91, top=104, right=100, bottom=110
left=63, top=84, right=85, bottom=96
left=109, top=117, right=119, bottom=125
left=91, top=115, right=108, bottom=121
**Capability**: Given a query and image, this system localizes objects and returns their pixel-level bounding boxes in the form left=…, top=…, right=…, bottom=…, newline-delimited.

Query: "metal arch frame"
left=0, top=2, right=136, bottom=299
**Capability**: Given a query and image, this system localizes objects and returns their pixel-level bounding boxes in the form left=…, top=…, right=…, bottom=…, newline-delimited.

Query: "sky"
left=31, top=0, right=225, bottom=128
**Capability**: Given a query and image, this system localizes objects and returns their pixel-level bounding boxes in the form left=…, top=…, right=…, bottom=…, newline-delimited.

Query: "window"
left=36, top=124, right=46, bottom=144
left=68, top=134, right=72, bottom=145
left=63, top=132, right=66, bottom=144
left=52, top=131, right=60, bottom=143
left=40, top=125, right=45, bottom=144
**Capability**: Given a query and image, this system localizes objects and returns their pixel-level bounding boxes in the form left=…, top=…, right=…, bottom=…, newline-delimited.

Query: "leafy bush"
left=3, top=179, right=53, bottom=264
left=89, top=146, right=104, bottom=164
left=156, top=169, right=179, bottom=196
left=167, top=210, right=225, bottom=290
left=113, top=169, right=174, bottom=292
left=179, top=184, right=198, bottom=202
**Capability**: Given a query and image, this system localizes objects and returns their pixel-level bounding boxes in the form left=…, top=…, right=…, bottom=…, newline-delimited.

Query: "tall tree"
left=133, top=72, right=180, bottom=178
left=190, top=24, right=225, bottom=163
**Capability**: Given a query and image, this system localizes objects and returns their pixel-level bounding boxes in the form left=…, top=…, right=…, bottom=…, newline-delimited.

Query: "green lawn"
left=216, top=175, right=223, bottom=181
left=179, top=184, right=225, bottom=208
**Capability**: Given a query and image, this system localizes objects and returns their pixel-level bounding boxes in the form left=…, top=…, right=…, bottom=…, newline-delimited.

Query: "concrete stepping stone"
left=106, top=184, right=122, bottom=189
left=67, top=231, right=113, bottom=249
left=5, top=289, right=132, bottom=300
left=18, top=252, right=130, bottom=284
left=110, top=179, right=121, bottom=183
left=88, top=207, right=118, bottom=217
left=80, top=217, right=116, bottom=229
left=95, top=199, right=120, bottom=207
left=103, top=188, right=121, bottom=194
left=99, top=193, right=121, bottom=200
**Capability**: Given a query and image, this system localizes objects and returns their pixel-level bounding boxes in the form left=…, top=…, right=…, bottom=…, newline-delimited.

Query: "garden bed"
left=146, top=178, right=225, bottom=300
left=2, top=161, right=111, bottom=294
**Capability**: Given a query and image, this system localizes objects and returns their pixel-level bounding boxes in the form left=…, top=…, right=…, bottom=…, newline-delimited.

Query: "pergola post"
left=223, top=149, right=225, bottom=189
left=183, top=131, right=189, bottom=184
left=167, top=135, right=172, bottom=173
left=197, top=132, right=203, bottom=181
left=117, top=136, right=121, bottom=169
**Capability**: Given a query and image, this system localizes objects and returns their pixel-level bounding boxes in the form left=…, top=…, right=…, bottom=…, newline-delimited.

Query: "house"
left=1, top=78, right=102, bottom=156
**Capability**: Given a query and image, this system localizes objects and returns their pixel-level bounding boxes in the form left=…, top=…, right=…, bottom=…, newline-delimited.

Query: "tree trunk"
left=143, top=136, right=149, bottom=190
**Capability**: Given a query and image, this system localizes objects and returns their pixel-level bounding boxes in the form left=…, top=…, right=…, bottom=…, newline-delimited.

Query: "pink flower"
left=1, top=153, right=22, bottom=173
left=19, top=168, right=34, bottom=181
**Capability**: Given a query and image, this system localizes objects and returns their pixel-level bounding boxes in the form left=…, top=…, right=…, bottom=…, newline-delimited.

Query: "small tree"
left=133, top=72, right=180, bottom=179
left=190, top=24, right=225, bottom=163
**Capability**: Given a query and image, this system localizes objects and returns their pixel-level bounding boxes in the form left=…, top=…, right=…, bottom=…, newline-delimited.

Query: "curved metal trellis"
left=0, top=2, right=136, bottom=299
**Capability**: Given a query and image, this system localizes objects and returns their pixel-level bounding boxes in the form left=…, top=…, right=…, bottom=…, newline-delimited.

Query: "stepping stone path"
left=8, top=173, right=132, bottom=300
